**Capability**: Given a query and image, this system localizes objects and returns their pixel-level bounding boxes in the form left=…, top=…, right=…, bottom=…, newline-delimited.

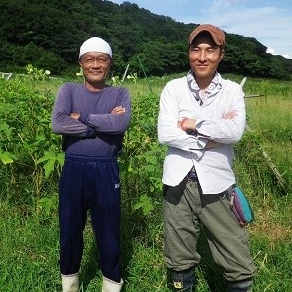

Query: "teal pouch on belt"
left=230, top=186, right=254, bottom=226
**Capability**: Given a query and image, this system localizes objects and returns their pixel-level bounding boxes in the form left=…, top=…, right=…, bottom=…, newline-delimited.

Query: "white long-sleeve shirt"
left=157, top=74, right=246, bottom=194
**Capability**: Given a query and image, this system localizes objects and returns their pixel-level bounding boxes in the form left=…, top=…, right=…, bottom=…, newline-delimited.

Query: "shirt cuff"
left=78, top=112, right=89, bottom=124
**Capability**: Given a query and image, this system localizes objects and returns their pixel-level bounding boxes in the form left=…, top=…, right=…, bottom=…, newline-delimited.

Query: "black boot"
left=168, top=268, right=195, bottom=291
left=226, top=279, right=253, bottom=292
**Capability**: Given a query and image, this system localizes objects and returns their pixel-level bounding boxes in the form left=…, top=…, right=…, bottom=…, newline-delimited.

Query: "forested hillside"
left=1, top=0, right=292, bottom=79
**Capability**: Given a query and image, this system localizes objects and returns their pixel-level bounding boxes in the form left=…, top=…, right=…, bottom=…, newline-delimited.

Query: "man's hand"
left=179, top=118, right=196, bottom=131
left=111, top=106, right=125, bottom=115
left=70, top=112, right=80, bottom=119
left=224, top=110, right=237, bottom=120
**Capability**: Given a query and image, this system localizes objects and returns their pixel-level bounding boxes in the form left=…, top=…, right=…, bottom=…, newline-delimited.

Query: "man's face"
left=189, top=32, right=224, bottom=84
left=79, top=52, right=111, bottom=88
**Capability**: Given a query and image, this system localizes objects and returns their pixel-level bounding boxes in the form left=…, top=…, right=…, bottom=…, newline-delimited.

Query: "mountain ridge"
left=0, top=0, right=291, bottom=79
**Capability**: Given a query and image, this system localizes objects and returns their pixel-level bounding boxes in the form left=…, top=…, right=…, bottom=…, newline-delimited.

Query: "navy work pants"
left=59, top=154, right=122, bottom=282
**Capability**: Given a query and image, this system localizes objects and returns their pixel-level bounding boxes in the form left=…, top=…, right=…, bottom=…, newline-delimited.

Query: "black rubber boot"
left=226, top=279, right=253, bottom=292
left=168, top=268, right=195, bottom=291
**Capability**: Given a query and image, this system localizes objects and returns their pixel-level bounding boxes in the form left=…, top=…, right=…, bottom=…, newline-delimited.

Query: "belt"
left=187, top=169, right=198, bottom=182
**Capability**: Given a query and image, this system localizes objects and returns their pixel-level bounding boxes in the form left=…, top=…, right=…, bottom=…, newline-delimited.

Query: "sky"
left=110, top=0, right=292, bottom=59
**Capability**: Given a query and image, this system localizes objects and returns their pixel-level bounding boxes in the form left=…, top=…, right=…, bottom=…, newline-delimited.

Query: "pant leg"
left=88, top=158, right=122, bottom=283
left=163, top=178, right=201, bottom=271
left=198, top=190, right=257, bottom=282
left=59, top=156, right=88, bottom=275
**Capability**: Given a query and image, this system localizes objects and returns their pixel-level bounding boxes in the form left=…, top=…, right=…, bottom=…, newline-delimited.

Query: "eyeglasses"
left=81, top=56, right=110, bottom=66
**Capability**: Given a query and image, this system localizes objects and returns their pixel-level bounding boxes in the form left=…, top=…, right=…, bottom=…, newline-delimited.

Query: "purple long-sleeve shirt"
left=52, top=82, right=131, bottom=157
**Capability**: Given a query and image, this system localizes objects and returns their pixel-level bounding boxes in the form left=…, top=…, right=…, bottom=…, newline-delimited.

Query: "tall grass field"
left=0, top=71, right=291, bottom=291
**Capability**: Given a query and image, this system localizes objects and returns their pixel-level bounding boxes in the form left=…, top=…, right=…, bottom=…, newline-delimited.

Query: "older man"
left=52, top=37, right=131, bottom=292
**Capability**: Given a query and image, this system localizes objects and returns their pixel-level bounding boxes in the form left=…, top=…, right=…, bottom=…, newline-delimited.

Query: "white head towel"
left=79, top=37, right=112, bottom=58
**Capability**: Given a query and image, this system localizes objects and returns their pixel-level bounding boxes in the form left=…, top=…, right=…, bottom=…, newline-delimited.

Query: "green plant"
left=0, top=75, right=291, bottom=292
left=26, top=64, right=51, bottom=81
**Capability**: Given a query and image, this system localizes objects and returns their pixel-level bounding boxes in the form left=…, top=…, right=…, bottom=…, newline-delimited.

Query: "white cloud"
left=267, top=47, right=276, bottom=55
left=181, top=2, right=292, bottom=59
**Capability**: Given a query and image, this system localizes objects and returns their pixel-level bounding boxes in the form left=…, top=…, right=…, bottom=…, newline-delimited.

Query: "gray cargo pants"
left=163, top=177, right=257, bottom=283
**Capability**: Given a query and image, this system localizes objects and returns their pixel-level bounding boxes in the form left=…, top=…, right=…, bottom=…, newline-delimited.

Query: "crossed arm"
left=52, top=104, right=128, bottom=137
left=70, top=106, right=126, bottom=120
left=178, top=110, right=238, bottom=149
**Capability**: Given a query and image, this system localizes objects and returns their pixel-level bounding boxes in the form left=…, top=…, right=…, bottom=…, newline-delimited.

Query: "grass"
left=234, top=86, right=292, bottom=291
left=0, top=203, right=60, bottom=291
left=0, top=74, right=291, bottom=291
left=1, top=197, right=291, bottom=291
left=245, top=90, right=292, bottom=191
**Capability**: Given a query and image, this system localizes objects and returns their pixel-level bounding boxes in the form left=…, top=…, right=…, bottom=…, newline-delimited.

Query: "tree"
left=0, top=0, right=291, bottom=79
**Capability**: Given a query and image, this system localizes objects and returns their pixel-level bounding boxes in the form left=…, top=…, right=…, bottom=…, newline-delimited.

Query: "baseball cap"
left=189, top=24, right=225, bottom=46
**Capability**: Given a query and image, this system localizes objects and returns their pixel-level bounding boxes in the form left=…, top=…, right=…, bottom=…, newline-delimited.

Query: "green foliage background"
left=1, top=0, right=292, bottom=79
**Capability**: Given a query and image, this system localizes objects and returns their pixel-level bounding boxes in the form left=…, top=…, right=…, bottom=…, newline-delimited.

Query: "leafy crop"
left=0, top=72, right=291, bottom=291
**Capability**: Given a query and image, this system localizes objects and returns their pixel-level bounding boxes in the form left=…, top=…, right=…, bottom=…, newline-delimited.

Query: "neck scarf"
left=187, top=70, right=221, bottom=106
